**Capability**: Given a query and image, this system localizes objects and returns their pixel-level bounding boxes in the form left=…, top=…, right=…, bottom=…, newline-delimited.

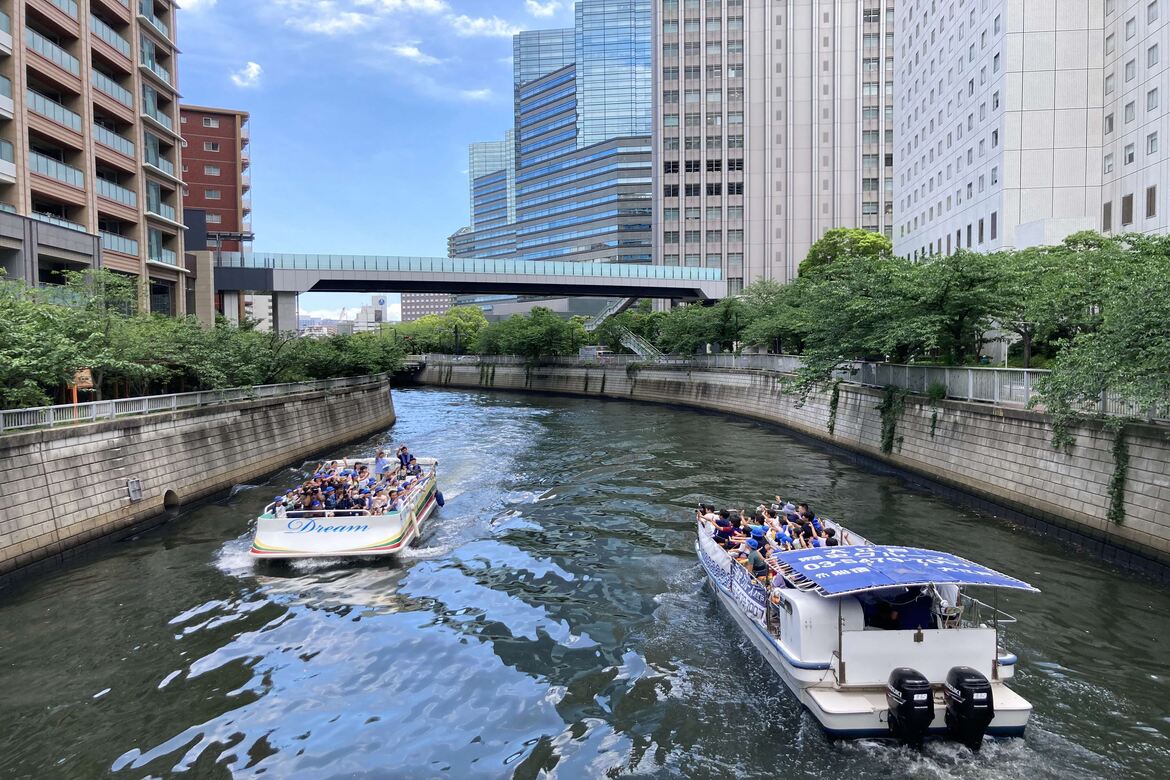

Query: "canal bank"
left=417, top=358, right=1170, bottom=579
left=0, top=375, right=396, bottom=584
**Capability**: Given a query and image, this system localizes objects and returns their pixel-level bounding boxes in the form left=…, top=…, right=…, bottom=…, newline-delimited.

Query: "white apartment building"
left=653, top=0, right=897, bottom=289
left=896, top=0, right=1169, bottom=258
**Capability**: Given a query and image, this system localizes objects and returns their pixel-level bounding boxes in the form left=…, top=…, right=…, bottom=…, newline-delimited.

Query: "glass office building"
left=450, top=0, right=652, bottom=277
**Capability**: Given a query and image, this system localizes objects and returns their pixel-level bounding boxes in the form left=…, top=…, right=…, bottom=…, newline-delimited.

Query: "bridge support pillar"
left=272, top=292, right=298, bottom=334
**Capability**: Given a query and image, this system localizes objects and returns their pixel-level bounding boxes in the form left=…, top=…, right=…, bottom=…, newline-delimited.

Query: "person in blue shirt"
left=373, top=450, right=391, bottom=476
left=397, top=445, right=412, bottom=468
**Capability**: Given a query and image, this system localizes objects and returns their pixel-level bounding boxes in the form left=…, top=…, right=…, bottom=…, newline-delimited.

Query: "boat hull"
left=250, top=474, right=439, bottom=559
left=698, top=540, right=1030, bottom=741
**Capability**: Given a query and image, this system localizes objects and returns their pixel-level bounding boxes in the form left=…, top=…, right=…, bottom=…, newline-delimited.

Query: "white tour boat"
left=695, top=515, right=1038, bottom=748
left=250, top=457, right=441, bottom=560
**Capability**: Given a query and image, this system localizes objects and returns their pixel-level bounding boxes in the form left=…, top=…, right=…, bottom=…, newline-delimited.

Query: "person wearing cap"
left=397, top=445, right=411, bottom=468
left=743, top=538, right=770, bottom=580
left=273, top=497, right=288, bottom=520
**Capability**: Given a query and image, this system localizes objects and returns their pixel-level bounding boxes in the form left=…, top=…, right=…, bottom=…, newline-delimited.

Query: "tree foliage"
left=0, top=270, right=406, bottom=409
left=798, top=227, right=893, bottom=276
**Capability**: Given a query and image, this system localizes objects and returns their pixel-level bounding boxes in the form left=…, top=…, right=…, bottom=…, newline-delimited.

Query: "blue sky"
left=179, top=0, right=575, bottom=319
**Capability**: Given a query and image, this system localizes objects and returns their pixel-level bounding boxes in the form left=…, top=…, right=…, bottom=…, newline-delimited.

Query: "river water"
left=1, top=388, right=1169, bottom=779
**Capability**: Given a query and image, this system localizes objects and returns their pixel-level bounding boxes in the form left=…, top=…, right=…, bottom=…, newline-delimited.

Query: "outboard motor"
left=943, top=666, right=994, bottom=751
left=886, top=667, right=935, bottom=748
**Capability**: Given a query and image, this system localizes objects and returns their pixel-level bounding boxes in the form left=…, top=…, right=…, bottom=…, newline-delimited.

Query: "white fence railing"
left=0, top=373, right=391, bottom=434
left=419, top=354, right=1168, bottom=423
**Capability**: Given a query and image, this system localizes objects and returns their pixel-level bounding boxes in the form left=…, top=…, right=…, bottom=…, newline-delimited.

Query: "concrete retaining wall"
left=0, top=378, right=396, bottom=583
left=418, top=361, right=1170, bottom=575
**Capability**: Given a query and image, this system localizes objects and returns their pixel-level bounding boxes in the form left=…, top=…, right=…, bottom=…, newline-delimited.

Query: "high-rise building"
left=895, top=1, right=1167, bottom=257
left=652, top=0, right=897, bottom=289
left=450, top=1, right=653, bottom=269
left=179, top=105, right=251, bottom=251
left=401, top=292, right=453, bottom=322
left=0, top=0, right=188, bottom=314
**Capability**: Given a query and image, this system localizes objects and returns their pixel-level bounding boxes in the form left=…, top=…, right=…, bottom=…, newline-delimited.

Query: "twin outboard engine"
left=886, top=667, right=934, bottom=748
left=943, top=666, right=995, bottom=751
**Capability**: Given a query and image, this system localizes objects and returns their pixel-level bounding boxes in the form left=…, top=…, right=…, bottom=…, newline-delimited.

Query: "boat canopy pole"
left=837, top=598, right=846, bottom=685
left=993, top=589, right=1000, bottom=680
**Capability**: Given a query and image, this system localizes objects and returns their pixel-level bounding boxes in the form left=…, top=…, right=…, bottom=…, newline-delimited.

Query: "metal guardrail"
left=0, top=373, right=391, bottom=434
left=419, top=354, right=1168, bottom=423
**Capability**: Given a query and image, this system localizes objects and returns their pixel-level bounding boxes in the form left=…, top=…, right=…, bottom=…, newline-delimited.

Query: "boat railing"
left=956, top=592, right=1017, bottom=628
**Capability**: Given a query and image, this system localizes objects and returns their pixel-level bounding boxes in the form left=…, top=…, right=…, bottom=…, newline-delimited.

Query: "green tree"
left=798, top=228, right=892, bottom=276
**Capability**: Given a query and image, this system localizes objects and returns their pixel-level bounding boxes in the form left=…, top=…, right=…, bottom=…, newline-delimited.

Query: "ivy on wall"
left=1107, top=426, right=1130, bottom=525
left=876, top=385, right=907, bottom=455
left=827, top=381, right=842, bottom=436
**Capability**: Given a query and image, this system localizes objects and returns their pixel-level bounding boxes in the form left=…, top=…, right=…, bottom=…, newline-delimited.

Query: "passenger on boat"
left=397, top=445, right=412, bottom=468
left=274, top=497, right=287, bottom=519
left=742, top=538, right=770, bottom=581
left=374, top=450, right=392, bottom=475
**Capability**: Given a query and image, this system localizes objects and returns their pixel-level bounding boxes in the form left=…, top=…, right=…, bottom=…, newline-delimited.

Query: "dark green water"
left=1, top=388, right=1168, bottom=779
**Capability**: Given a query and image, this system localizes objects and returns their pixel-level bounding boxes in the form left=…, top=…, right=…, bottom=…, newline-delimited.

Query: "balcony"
left=240, top=171, right=251, bottom=189
left=26, top=27, right=81, bottom=77
left=143, top=152, right=176, bottom=178
left=101, top=231, right=139, bottom=256
left=92, top=70, right=134, bottom=108
left=142, top=103, right=173, bottom=131
left=137, top=1, right=170, bottom=41
left=48, top=0, right=80, bottom=19
left=149, top=246, right=178, bottom=265
left=146, top=199, right=176, bottom=221
left=92, top=123, right=135, bottom=157
left=0, top=75, right=12, bottom=118
left=0, top=11, right=11, bottom=55
left=96, top=177, right=137, bottom=207
left=27, top=89, right=82, bottom=131
left=32, top=212, right=88, bottom=232
left=89, top=14, right=131, bottom=60
left=29, top=151, right=85, bottom=188
left=140, top=57, right=170, bottom=85
left=0, top=140, right=15, bottom=183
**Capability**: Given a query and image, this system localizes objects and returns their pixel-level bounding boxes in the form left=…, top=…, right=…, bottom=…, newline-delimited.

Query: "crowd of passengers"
left=697, top=498, right=842, bottom=581
left=272, top=445, right=425, bottom=518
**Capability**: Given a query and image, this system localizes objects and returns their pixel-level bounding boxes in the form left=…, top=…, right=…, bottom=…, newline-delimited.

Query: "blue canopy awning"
left=772, top=545, right=1039, bottom=597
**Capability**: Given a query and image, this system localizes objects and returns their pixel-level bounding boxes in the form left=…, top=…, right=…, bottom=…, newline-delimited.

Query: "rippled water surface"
left=2, top=388, right=1169, bottom=779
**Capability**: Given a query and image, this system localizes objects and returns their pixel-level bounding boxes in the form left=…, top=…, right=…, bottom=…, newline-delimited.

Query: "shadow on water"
left=0, top=387, right=1168, bottom=779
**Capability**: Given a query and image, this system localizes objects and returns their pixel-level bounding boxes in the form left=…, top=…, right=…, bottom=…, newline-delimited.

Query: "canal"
left=1, top=388, right=1168, bottom=779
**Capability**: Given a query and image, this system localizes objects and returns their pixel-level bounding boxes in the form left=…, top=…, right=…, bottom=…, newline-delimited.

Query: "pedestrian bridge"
left=214, top=253, right=724, bottom=300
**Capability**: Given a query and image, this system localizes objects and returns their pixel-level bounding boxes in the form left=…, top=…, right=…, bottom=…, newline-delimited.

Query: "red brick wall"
left=180, top=108, right=246, bottom=251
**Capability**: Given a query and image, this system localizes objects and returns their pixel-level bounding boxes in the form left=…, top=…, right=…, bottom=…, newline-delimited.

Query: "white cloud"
left=389, top=43, right=441, bottom=65
left=290, top=10, right=372, bottom=35
left=357, top=0, right=448, bottom=10
left=449, top=14, right=524, bottom=38
left=525, top=0, right=561, bottom=17
left=230, top=61, right=264, bottom=88
left=460, top=88, right=492, bottom=101
left=181, top=0, right=219, bottom=9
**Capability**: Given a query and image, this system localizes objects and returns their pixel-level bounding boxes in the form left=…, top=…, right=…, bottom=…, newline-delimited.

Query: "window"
left=1125, top=143, right=1136, bottom=164
left=685, top=206, right=701, bottom=220
left=1151, top=44, right=1161, bottom=67
left=727, top=158, right=743, bottom=172
left=1103, top=201, right=1113, bottom=231
left=203, top=165, right=220, bottom=176
left=684, top=89, right=699, bottom=103
left=727, top=229, right=744, bottom=242
left=1105, top=113, right=1115, bottom=134
left=664, top=114, right=679, bottom=127
left=1104, top=153, right=1115, bottom=173
left=1127, top=17, right=1137, bottom=39
left=664, top=90, right=680, bottom=103
left=664, top=137, right=679, bottom=150
left=663, top=19, right=678, bottom=34
left=685, top=183, right=702, bottom=197
left=664, top=184, right=679, bottom=197
left=685, top=135, right=701, bottom=149
left=727, top=205, right=743, bottom=220
left=684, top=160, right=701, bottom=173
left=1107, top=33, right=1116, bottom=54
left=1147, top=185, right=1158, bottom=218
left=706, top=229, right=722, bottom=243
left=663, top=66, right=679, bottom=80
left=727, top=134, right=743, bottom=148
left=991, top=166, right=999, bottom=184
left=1126, top=101, right=1136, bottom=123
left=1122, top=193, right=1134, bottom=225
left=991, top=212, right=998, bottom=241
left=993, top=52, right=1000, bottom=72
left=664, top=161, right=679, bottom=174
left=203, top=141, right=220, bottom=152
left=706, top=135, right=722, bottom=149
left=202, top=117, right=219, bottom=128
left=726, top=181, right=743, bottom=195
left=1149, top=88, right=1160, bottom=111
left=685, top=230, right=701, bottom=243
left=663, top=207, right=679, bottom=222
left=706, top=183, right=722, bottom=196
left=706, top=159, right=722, bottom=173
left=706, top=205, right=722, bottom=220
left=206, top=213, right=222, bottom=224
left=204, top=188, right=221, bottom=199
left=1126, top=59, right=1136, bottom=81
left=1149, top=131, right=1160, bottom=154
left=664, top=231, right=679, bottom=244
left=1149, top=0, right=1159, bottom=23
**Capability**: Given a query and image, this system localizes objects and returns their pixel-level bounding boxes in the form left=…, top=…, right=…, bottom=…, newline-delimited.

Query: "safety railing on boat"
left=0, top=373, right=392, bottom=434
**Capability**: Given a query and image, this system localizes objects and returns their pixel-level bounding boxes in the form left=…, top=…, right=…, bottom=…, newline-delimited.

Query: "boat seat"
left=936, top=603, right=964, bottom=629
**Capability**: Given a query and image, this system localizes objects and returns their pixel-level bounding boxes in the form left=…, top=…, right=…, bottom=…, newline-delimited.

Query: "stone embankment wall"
left=418, top=361, right=1170, bottom=575
left=0, top=379, right=396, bottom=583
